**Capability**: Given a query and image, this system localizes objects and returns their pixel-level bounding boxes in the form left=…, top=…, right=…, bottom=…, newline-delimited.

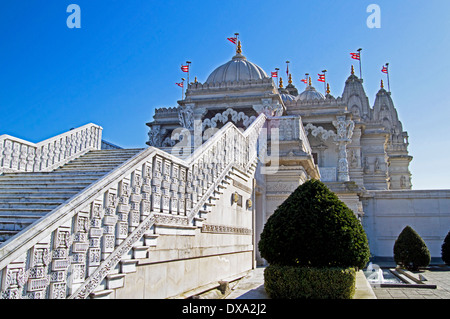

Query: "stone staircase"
left=0, top=148, right=143, bottom=244
left=0, top=114, right=266, bottom=299
left=89, top=161, right=258, bottom=299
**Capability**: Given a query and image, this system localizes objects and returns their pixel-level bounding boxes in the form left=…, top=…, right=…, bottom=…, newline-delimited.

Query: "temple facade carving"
left=2, top=40, right=444, bottom=300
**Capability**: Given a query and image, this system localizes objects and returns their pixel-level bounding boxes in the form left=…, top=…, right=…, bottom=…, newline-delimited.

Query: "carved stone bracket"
left=202, top=108, right=256, bottom=130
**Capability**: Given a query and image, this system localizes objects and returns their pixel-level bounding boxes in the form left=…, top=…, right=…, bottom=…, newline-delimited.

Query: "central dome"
left=205, top=52, right=269, bottom=84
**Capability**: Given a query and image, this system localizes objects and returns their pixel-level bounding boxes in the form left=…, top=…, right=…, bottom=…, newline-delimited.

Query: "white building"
left=0, top=41, right=448, bottom=299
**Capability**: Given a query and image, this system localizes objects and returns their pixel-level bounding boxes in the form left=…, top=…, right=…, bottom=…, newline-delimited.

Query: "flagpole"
left=357, top=48, right=362, bottom=79
left=181, top=78, right=185, bottom=99
left=186, top=61, right=191, bottom=85
left=322, top=69, right=327, bottom=94
left=305, top=73, right=309, bottom=87
left=386, top=63, right=390, bottom=92
left=275, top=68, right=279, bottom=87
left=234, top=33, right=239, bottom=51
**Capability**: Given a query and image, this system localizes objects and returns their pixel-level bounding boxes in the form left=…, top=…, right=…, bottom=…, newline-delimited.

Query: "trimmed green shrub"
left=393, top=226, right=431, bottom=270
left=258, top=179, right=370, bottom=269
left=264, top=265, right=356, bottom=299
left=441, top=231, right=450, bottom=266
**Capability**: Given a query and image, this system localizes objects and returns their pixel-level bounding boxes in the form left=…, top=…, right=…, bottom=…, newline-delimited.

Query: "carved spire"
left=308, top=77, right=312, bottom=86
left=351, top=65, right=355, bottom=75
left=326, top=83, right=330, bottom=94
left=288, top=73, right=292, bottom=84
left=380, top=79, right=384, bottom=89
left=279, top=77, right=283, bottom=88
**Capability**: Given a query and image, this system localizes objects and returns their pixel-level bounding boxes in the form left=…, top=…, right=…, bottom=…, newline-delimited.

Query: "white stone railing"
left=0, top=123, right=103, bottom=174
left=268, top=116, right=312, bottom=154
left=0, top=114, right=265, bottom=299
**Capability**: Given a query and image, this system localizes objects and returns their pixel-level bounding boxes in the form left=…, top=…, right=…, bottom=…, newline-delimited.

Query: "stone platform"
left=225, top=266, right=377, bottom=299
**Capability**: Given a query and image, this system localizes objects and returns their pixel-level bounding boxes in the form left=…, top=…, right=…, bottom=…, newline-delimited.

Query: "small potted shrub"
left=258, top=179, right=370, bottom=299
left=393, top=226, right=431, bottom=271
left=441, top=231, right=450, bottom=266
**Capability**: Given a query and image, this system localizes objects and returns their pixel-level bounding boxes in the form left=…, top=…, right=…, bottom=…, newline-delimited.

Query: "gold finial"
left=326, top=83, right=330, bottom=94
left=380, top=79, right=384, bottom=88
left=308, top=77, right=312, bottom=86
left=194, top=76, right=198, bottom=83
left=288, top=74, right=292, bottom=84
left=236, top=40, right=242, bottom=54
left=351, top=65, right=355, bottom=75
left=279, top=77, right=283, bottom=88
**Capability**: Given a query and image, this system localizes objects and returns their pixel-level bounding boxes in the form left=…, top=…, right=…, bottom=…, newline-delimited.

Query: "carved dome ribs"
left=297, top=85, right=325, bottom=102
left=205, top=53, right=269, bottom=84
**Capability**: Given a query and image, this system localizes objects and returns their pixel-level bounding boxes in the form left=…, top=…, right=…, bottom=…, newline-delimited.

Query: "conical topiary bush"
left=259, top=179, right=370, bottom=269
left=393, top=225, right=431, bottom=270
left=258, top=179, right=370, bottom=299
left=442, top=231, right=450, bottom=266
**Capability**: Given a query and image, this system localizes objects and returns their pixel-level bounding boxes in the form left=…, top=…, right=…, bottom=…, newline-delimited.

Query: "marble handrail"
left=0, top=123, right=103, bottom=174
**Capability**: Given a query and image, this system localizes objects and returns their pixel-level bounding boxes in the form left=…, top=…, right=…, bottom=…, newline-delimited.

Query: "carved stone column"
left=332, top=116, right=355, bottom=182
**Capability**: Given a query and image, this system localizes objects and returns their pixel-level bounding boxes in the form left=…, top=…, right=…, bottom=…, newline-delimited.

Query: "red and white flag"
left=381, top=65, right=388, bottom=74
left=181, top=65, right=189, bottom=72
left=227, top=37, right=237, bottom=44
left=271, top=71, right=278, bottom=78
left=317, top=74, right=325, bottom=82
left=350, top=52, right=360, bottom=60
left=176, top=82, right=183, bottom=88
left=301, top=78, right=308, bottom=84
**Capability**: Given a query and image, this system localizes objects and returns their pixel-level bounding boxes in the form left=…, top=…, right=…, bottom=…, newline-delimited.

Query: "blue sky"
left=1, top=1, right=449, bottom=190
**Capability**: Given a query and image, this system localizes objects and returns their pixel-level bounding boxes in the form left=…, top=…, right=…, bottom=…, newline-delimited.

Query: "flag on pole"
left=271, top=71, right=278, bottom=78
left=181, top=65, right=189, bottom=72
left=381, top=65, right=388, bottom=74
left=286, top=64, right=289, bottom=77
left=301, top=78, right=308, bottom=84
left=227, top=37, right=237, bottom=44
left=176, top=82, right=183, bottom=88
left=350, top=52, right=360, bottom=60
left=317, top=73, right=325, bottom=82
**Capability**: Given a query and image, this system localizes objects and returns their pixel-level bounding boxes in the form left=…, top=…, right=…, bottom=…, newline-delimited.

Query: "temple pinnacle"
left=236, top=41, right=242, bottom=55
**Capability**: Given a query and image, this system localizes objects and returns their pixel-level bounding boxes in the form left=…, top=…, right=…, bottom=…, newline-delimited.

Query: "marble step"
left=0, top=194, right=75, bottom=201
left=0, top=189, right=81, bottom=196
left=0, top=201, right=63, bottom=209
left=0, top=229, right=19, bottom=243
left=0, top=207, right=53, bottom=215
left=0, top=172, right=105, bottom=180
left=0, top=179, right=97, bottom=186
left=0, top=215, right=43, bottom=230
left=0, top=171, right=110, bottom=179
left=89, top=289, right=114, bottom=299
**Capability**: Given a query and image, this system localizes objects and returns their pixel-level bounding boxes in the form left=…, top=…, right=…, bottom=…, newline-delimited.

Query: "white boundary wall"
left=362, top=190, right=450, bottom=259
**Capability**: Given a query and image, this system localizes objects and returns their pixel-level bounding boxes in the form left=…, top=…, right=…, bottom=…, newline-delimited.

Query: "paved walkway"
left=225, top=265, right=450, bottom=299
left=225, top=266, right=376, bottom=299
left=226, top=267, right=269, bottom=299
left=371, top=265, right=450, bottom=299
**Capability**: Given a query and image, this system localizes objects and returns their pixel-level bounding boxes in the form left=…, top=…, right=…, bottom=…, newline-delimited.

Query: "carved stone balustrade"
left=0, top=123, right=103, bottom=174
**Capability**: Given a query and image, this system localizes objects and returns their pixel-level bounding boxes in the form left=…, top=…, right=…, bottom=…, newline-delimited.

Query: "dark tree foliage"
left=393, top=225, right=431, bottom=270
left=441, top=231, right=450, bottom=266
left=258, top=179, right=370, bottom=269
